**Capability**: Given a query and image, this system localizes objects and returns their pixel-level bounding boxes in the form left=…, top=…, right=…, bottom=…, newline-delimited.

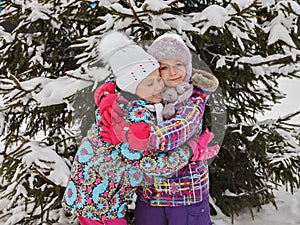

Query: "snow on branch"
left=0, top=26, right=14, bottom=43
left=21, top=141, right=70, bottom=187
left=263, top=0, right=300, bottom=47
left=265, top=16, right=297, bottom=48
left=32, top=76, right=91, bottom=107
left=0, top=75, right=91, bottom=107
left=191, top=5, right=229, bottom=34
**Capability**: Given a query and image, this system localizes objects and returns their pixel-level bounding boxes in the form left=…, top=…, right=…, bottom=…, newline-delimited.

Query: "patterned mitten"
left=189, top=128, right=220, bottom=161
left=99, top=94, right=150, bottom=149
left=94, top=82, right=115, bottom=107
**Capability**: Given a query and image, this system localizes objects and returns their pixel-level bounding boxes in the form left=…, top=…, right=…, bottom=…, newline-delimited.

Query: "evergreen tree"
left=0, top=0, right=299, bottom=224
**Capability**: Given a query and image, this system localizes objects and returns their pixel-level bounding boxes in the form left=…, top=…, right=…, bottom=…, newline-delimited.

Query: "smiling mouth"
left=169, top=77, right=181, bottom=81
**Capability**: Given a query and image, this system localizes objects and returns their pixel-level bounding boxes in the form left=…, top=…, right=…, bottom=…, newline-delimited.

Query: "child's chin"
left=167, top=81, right=179, bottom=88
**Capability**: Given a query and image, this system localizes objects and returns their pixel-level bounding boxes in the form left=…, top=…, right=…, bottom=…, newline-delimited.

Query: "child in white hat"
left=62, top=31, right=210, bottom=225
left=134, top=33, right=219, bottom=225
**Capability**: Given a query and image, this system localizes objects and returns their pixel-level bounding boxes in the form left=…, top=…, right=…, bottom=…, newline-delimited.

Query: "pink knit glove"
left=189, top=128, right=220, bottom=161
left=101, top=119, right=150, bottom=150
left=94, top=82, right=115, bottom=108
left=95, top=85, right=151, bottom=150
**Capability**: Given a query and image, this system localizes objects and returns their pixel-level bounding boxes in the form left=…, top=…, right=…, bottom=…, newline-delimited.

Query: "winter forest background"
left=0, top=0, right=299, bottom=224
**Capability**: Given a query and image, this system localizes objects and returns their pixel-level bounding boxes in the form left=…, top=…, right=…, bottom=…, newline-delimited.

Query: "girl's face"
left=159, top=59, right=187, bottom=88
left=136, top=69, right=165, bottom=103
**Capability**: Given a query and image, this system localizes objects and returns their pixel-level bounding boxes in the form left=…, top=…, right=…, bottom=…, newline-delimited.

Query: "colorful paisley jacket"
left=62, top=82, right=206, bottom=221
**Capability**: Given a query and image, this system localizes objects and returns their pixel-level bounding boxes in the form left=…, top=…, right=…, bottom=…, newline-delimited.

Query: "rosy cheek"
left=159, top=82, right=164, bottom=90
left=160, top=72, right=168, bottom=79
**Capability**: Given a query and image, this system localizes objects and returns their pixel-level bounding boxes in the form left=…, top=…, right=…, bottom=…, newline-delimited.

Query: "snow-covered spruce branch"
left=64, top=72, right=93, bottom=82
left=227, top=111, right=300, bottom=142
left=106, top=3, right=148, bottom=28
left=29, top=164, right=59, bottom=187
left=287, top=1, right=300, bottom=16
left=8, top=74, right=23, bottom=91
left=229, top=0, right=261, bottom=17
left=222, top=184, right=274, bottom=198
left=277, top=110, right=300, bottom=125
left=9, top=73, right=42, bottom=94
left=126, top=0, right=145, bottom=27
left=1, top=138, right=30, bottom=162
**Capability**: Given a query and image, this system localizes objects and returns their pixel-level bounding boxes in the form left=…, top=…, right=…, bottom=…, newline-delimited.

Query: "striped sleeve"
left=192, top=85, right=211, bottom=101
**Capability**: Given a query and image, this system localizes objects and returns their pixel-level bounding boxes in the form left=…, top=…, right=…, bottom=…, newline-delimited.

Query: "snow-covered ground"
left=212, top=187, right=300, bottom=225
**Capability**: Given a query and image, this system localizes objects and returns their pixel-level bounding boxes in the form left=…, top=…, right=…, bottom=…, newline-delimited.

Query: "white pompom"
left=98, top=31, right=133, bottom=63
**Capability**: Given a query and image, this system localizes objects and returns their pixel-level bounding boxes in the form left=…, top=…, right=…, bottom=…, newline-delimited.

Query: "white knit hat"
left=98, top=31, right=160, bottom=94
left=147, top=33, right=192, bottom=79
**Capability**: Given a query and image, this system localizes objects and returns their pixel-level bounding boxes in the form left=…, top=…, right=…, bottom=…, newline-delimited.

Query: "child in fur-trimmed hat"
left=62, top=31, right=213, bottom=225
left=134, top=33, right=219, bottom=225
left=147, top=33, right=219, bottom=119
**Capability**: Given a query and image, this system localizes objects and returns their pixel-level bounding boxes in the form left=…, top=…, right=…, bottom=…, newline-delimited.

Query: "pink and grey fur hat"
left=147, top=33, right=194, bottom=119
left=147, top=33, right=192, bottom=81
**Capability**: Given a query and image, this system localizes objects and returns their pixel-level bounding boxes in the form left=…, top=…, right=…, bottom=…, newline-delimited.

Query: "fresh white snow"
left=212, top=186, right=300, bottom=224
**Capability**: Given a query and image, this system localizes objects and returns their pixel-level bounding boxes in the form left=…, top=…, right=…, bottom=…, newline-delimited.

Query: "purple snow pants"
left=134, top=198, right=212, bottom=225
